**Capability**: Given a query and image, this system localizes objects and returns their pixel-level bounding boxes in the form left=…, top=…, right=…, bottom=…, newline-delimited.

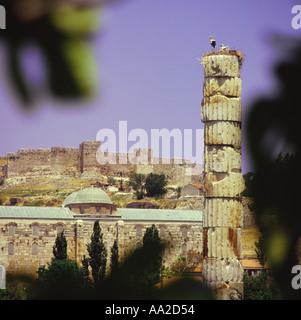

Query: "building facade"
left=0, top=187, right=203, bottom=276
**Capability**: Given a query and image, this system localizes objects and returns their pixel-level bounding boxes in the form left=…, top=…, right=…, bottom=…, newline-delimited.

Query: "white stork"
left=209, top=36, right=216, bottom=50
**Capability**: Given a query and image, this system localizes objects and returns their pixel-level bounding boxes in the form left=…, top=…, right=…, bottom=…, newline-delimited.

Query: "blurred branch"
left=0, top=0, right=125, bottom=108
left=246, top=35, right=301, bottom=299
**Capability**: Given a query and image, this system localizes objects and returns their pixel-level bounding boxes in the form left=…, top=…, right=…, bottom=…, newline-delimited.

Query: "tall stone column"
left=201, top=52, right=245, bottom=300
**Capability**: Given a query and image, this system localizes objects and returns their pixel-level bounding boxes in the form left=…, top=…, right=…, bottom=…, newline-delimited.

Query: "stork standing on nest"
left=209, top=36, right=216, bottom=51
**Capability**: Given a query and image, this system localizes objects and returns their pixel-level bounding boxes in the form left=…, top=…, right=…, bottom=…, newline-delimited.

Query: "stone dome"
left=62, top=187, right=113, bottom=207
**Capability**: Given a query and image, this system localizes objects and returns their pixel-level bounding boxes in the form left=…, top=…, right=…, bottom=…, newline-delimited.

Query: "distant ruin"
left=2, top=141, right=203, bottom=186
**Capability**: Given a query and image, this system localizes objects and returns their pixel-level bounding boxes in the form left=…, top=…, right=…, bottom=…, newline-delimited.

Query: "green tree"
left=33, top=258, right=85, bottom=299
left=81, top=255, right=91, bottom=287
left=53, top=230, right=67, bottom=260
left=244, top=272, right=279, bottom=300
left=86, top=220, right=107, bottom=285
left=107, top=176, right=116, bottom=186
left=118, top=179, right=124, bottom=191
left=140, top=224, right=163, bottom=290
left=176, top=186, right=182, bottom=199
left=128, top=173, right=146, bottom=199
left=110, top=240, right=119, bottom=273
left=255, top=235, right=266, bottom=267
left=145, top=173, right=168, bottom=198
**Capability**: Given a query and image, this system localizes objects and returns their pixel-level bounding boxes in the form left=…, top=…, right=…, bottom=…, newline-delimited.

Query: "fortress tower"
left=201, top=51, right=245, bottom=299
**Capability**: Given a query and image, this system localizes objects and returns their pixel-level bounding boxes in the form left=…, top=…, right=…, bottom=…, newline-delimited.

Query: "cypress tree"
left=53, top=230, right=67, bottom=260
left=87, top=220, right=107, bottom=285
left=110, top=239, right=119, bottom=273
left=140, top=224, right=163, bottom=290
left=81, top=255, right=90, bottom=287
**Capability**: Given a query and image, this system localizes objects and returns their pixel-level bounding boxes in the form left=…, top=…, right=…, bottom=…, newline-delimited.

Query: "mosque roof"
left=116, top=208, right=202, bottom=222
left=0, top=187, right=203, bottom=222
left=62, top=187, right=113, bottom=207
left=0, top=206, right=74, bottom=219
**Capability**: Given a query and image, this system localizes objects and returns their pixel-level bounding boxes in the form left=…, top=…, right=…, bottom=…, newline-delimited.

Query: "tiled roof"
left=242, top=259, right=263, bottom=269
left=116, top=208, right=202, bottom=222
left=0, top=206, right=74, bottom=219
left=0, top=206, right=203, bottom=222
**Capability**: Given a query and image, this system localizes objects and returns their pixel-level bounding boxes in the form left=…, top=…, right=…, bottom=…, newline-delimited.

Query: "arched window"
left=136, top=242, right=142, bottom=249
left=32, top=242, right=38, bottom=255
left=8, top=242, right=14, bottom=255
left=181, top=243, right=187, bottom=254
left=181, top=227, right=188, bottom=238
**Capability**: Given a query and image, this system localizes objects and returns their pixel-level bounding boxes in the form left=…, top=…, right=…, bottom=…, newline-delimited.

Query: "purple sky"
left=0, top=0, right=300, bottom=173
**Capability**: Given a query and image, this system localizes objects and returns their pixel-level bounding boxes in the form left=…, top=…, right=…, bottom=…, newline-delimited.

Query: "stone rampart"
left=5, top=141, right=201, bottom=185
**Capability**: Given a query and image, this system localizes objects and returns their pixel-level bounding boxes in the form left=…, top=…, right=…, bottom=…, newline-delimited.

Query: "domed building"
left=62, top=187, right=117, bottom=214
left=0, top=187, right=203, bottom=278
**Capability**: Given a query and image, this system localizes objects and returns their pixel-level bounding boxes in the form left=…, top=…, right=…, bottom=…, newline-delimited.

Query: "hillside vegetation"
left=0, top=177, right=203, bottom=209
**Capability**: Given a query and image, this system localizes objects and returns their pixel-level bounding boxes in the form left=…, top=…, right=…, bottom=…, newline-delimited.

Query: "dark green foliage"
left=81, top=255, right=91, bottom=287
left=107, top=176, right=116, bottom=185
left=255, top=235, right=266, bottom=267
left=128, top=173, right=146, bottom=199
left=95, top=224, right=164, bottom=299
left=246, top=40, right=301, bottom=299
left=0, top=0, right=106, bottom=106
left=0, top=289, right=9, bottom=300
left=135, top=190, right=144, bottom=200
left=242, top=172, right=256, bottom=197
left=244, top=272, right=280, bottom=300
left=110, top=240, right=119, bottom=273
left=140, top=224, right=164, bottom=290
left=32, top=258, right=85, bottom=299
left=118, top=179, right=124, bottom=191
left=129, top=173, right=168, bottom=199
left=176, top=186, right=182, bottom=199
left=52, top=230, right=67, bottom=260
left=145, top=173, right=168, bottom=198
left=86, top=220, right=107, bottom=285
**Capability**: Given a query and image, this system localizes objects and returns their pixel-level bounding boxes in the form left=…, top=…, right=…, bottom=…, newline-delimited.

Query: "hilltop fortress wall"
left=5, top=141, right=200, bottom=185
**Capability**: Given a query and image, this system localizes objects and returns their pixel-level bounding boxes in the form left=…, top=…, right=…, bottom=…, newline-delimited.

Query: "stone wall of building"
left=0, top=218, right=76, bottom=274
left=0, top=217, right=203, bottom=277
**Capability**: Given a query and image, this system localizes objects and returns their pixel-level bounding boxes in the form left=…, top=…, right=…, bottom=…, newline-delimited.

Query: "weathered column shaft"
left=201, top=52, right=244, bottom=300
